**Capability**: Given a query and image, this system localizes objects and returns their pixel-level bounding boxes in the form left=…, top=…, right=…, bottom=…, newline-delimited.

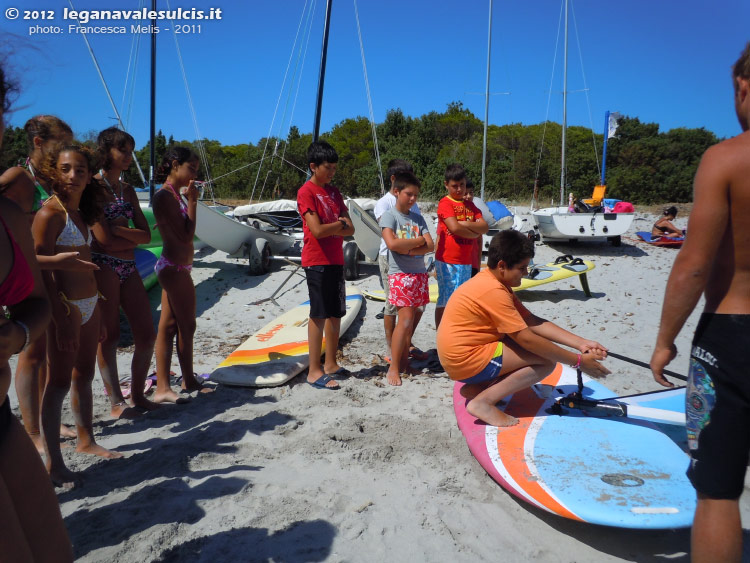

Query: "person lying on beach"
left=437, top=229, right=610, bottom=427
left=651, top=206, right=684, bottom=238
left=33, top=144, right=122, bottom=487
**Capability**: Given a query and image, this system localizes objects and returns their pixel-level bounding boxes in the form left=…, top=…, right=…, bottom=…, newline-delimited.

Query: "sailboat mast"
left=481, top=0, right=493, bottom=201
left=149, top=0, right=156, bottom=202
left=312, top=0, right=333, bottom=143
left=560, top=0, right=568, bottom=207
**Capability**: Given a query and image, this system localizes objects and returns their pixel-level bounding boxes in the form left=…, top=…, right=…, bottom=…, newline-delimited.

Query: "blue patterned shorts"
left=435, top=260, right=471, bottom=307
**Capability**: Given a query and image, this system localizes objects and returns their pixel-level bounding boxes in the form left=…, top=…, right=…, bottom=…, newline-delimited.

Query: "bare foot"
left=60, top=424, right=76, bottom=439
left=466, top=399, right=518, bottom=427
left=131, top=397, right=162, bottom=411
left=386, top=370, right=402, bottom=387
left=110, top=402, right=145, bottom=420
left=76, top=442, right=124, bottom=459
left=49, top=466, right=82, bottom=489
left=153, top=389, right=190, bottom=404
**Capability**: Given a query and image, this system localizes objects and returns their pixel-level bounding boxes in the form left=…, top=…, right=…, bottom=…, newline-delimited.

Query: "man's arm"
left=650, top=145, right=729, bottom=386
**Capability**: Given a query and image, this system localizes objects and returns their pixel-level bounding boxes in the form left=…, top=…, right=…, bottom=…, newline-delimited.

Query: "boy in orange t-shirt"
left=434, top=164, right=488, bottom=328
left=436, top=230, right=610, bottom=427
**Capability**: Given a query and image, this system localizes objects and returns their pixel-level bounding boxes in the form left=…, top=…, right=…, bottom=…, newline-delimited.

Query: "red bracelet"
left=571, top=354, right=582, bottom=369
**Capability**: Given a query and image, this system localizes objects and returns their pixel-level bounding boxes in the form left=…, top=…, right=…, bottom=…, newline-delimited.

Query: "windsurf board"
left=453, top=364, right=694, bottom=529
left=210, top=287, right=364, bottom=387
left=362, top=256, right=595, bottom=302
left=636, top=231, right=684, bottom=247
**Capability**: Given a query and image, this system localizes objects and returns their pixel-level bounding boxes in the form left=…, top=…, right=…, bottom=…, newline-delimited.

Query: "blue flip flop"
left=308, top=373, right=340, bottom=390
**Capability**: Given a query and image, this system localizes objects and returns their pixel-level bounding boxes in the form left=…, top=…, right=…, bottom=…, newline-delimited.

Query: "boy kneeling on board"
left=437, top=230, right=610, bottom=427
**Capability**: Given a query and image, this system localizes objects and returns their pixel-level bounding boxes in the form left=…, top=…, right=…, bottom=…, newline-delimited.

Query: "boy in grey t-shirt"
left=378, top=172, right=434, bottom=386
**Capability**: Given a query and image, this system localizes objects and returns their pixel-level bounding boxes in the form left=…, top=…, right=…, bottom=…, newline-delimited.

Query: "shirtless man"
left=650, top=43, right=750, bottom=563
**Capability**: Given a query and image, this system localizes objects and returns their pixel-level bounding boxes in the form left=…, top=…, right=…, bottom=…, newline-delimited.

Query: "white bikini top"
left=49, top=195, right=92, bottom=247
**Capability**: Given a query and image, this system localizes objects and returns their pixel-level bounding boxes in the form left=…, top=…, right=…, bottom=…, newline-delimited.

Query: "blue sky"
left=4, top=0, right=748, bottom=149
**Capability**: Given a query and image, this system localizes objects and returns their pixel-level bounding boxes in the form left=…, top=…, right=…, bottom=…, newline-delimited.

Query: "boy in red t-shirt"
left=296, top=141, right=354, bottom=390
left=434, top=164, right=488, bottom=328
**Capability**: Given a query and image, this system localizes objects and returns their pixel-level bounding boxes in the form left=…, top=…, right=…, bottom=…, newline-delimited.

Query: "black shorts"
left=686, top=313, right=750, bottom=499
left=304, top=265, right=345, bottom=319
left=0, top=397, right=12, bottom=447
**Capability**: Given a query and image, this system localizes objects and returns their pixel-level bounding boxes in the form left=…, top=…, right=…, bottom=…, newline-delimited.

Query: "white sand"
left=9, top=207, right=750, bottom=562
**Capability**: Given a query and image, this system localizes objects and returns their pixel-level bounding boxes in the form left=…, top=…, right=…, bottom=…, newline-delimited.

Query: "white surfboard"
left=210, top=287, right=364, bottom=387
left=347, top=199, right=381, bottom=261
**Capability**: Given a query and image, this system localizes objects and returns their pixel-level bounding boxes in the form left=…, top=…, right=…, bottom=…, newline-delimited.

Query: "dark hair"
left=663, top=206, right=678, bottom=217
left=24, top=115, right=73, bottom=154
left=392, top=171, right=420, bottom=192
left=732, top=42, right=750, bottom=89
left=47, top=144, right=104, bottom=225
left=307, top=140, right=338, bottom=166
left=487, top=230, right=535, bottom=269
left=386, top=158, right=413, bottom=178
left=156, top=146, right=199, bottom=182
left=97, top=127, right=135, bottom=170
left=444, top=163, right=466, bottom=183
left=465, top=178, right=475, bottom=191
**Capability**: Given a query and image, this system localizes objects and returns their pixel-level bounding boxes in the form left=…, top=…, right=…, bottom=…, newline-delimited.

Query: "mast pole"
left=312, top=0, right=333, bottom=143
left=601, top=110, right=610, bottom=185
left=481, top=0, right=493, bottom=201
left=560, top=0, right=568, bottom=207
left=149, top=0, right=156, bottom=203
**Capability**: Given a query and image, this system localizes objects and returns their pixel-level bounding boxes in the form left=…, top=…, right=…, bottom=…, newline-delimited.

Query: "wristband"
left=571, top=353, right=582, bottom=369
left=12, top=320, right=30, bottom=354
left=339, top=219, right=347, bottom=230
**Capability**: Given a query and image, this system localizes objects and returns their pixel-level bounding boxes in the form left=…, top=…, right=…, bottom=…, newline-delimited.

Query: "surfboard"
left=134, top=247, right=162, bottom=291
left=347, top=199, right=381, bottom=261
left=362, top=256, right=595, bottom=302
left=453, top=364, right=695, bottom=529
left=210, top=287, right=364, bottom=387
left=636, top=231, right=684, bottom=247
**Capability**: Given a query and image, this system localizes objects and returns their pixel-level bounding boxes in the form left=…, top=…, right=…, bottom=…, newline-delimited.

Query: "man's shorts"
left=460, top=342, right=504, bottom=385
left=435, top=260, right=471, bottom=307
left=388, top=273, right=430, bottom=308
left=304, top=265, right=345, bottom=319
left=378, top=254, right=397, bottom=317
left=686, top=313, right=750, bottom=500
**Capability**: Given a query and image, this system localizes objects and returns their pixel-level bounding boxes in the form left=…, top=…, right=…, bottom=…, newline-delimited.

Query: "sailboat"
left=530, top=0, right=633, bottom=246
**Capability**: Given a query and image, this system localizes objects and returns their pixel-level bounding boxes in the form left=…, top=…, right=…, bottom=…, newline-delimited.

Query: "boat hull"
left=532, top=206, right=634, bottom=241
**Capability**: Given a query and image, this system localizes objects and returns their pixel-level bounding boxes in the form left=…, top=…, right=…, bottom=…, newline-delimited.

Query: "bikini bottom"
left=58, top=292, right=99, bottom=325
left=92, top=252, right=136, bottom=283
left=154, top=255, right=192, bottom=275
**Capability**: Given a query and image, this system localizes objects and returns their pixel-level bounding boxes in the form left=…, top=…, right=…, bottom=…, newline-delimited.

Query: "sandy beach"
left=8, top=206, right=750, bottom=562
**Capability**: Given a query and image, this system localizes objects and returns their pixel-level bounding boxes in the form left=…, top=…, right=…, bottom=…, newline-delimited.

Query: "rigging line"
left=570, top=0, right=601, bottom=177
left=279, top=0, right=318, bottom=173
left=267, top=0, right=318, bottom=201
left=68, top=0, right=147, bottom=189
left=251, top=0, right=314, bottom=203
left=121, top=0, right=145, bottom=127
left=353, top=0, right=385, bottom=196
left=209, top=158, right=266, bottom=183
left=533, top=0, right=565, bottom=187
left=124, top=30, right=142, bottom=129
left=166, top=0, right=213, bottom=192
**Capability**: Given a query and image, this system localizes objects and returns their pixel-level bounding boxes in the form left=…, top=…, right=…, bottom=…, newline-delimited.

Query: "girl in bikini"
left=651, top=206, right=684, bottom=239
left=33, top=144, right=122, bottom=487
left=151, top=146, right=210, bottom=403
left=0, top=65, right=74, bottom=558
left=91, top=127, right=157, bottom=417
left=0, top=115, right=94, bottom=451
